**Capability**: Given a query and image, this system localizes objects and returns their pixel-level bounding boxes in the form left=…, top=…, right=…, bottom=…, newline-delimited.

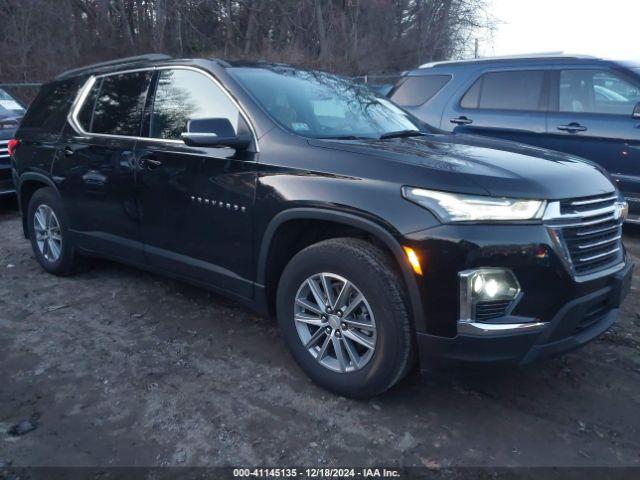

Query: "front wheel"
left=277, top=238, right=414, bottom=398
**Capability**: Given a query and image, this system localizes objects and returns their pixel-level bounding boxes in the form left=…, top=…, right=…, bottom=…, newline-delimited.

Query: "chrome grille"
left=0, top=140, right=9, bottom=161
left=545, top=193, right=625, bottom=279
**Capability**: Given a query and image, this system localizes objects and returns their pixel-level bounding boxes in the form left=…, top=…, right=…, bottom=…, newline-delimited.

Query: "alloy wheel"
left=294, top=272, right=377, bottom=373
left=34, top=204, right=62, bottom=262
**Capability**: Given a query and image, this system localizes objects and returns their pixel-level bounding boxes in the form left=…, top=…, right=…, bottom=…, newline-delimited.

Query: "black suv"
left=11, top=55, right=634, bottom=398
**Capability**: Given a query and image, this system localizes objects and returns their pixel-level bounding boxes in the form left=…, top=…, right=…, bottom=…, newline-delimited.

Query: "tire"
left=277, top=238, right=414, bottom=399
left=27, top=187, right=80, bottom=276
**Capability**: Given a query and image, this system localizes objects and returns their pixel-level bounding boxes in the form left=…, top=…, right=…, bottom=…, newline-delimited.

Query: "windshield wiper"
left=317, top=135, right=376, bottom=140
left=378, top=130, right=426, bottom=140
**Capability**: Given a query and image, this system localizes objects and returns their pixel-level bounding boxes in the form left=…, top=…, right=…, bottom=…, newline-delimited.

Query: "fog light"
left=459, top=268, right=521, bottom=322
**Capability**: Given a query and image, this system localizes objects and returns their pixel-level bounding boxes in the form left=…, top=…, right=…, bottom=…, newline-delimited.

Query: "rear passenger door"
left=55, top=71, right=152, bottom=263
left=443, top=70, right=549, bottom=146
left=135, top=68, right=257, bottom=299
left=544, top=68, right=640, bottom=211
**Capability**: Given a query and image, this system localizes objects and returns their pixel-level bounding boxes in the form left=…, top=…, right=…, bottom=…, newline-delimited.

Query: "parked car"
left=389, top=54, right=640, bottom=223
left=11, top=55, right=633, bottom=398
left=352, top=74, right=403, bottom=97
left=0, top=87, right=25, bottom=196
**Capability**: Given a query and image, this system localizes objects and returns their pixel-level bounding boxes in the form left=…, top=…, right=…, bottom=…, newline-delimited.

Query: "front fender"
left=257, top=207, right=427, bottom=331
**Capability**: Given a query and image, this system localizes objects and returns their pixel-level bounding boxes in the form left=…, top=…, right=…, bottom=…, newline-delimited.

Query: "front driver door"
left=544, top=68, right=640, bottom=218
left=136, top=67, right=258, bottom=299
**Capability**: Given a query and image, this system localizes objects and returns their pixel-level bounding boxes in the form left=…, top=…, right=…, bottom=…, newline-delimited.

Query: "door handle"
left=63, top=146, right=74, bottom=157
left=146, top=158, right=162, bottom=169
left=557, top=123, right=587, bottom=133
left=450, top=116, right=473, bottom=125
left=138, top=155, right=163, bottom=170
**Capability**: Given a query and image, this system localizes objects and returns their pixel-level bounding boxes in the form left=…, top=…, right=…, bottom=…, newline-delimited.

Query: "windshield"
left=0, top=88, right=25, bottom=116
left=229, top=66, right=425, bottom=139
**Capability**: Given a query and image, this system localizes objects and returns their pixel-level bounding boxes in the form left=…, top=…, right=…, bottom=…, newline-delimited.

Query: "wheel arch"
left=257, top=208, right=426, bottom=331
left=18, top=173, right=60, bottom=238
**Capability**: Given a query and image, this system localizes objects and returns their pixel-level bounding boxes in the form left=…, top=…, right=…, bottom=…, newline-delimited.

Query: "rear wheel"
left=277, top=238, right=414, bottom=398
left=27, top=187, right=80, bottom=276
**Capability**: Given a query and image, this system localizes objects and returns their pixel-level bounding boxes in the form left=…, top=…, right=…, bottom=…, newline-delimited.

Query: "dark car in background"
left=389, top=54, right=640, bottom=223
left=10, top=55, right=633, bottom=398
left=0, top=87, right=26, bottom=196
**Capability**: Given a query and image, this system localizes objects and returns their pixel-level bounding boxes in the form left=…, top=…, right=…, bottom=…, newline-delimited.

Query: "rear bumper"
left=417, top=261, right=634, bottom=367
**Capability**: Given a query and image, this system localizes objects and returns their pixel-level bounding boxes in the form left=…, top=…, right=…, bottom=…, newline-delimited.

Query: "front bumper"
left=1, top=159, right=14, bottom=195
left=416, top=261, right=634, bottom=366
left=0, top=170, right=15, bottom=195
left=0, top=138, right=14, bottom=195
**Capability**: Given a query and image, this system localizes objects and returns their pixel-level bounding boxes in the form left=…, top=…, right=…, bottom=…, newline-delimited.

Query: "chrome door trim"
left=67, top=64, right=260, bottom=152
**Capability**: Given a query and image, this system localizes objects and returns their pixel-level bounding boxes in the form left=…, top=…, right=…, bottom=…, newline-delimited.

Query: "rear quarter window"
left=390, top=75, right=452, bottom=107
left=19, top=78, right=82, bottom=134
left=77, top=71, right=152, bottom=136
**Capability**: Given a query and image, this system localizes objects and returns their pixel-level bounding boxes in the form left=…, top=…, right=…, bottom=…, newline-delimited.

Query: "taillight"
left=7, top=139, right=19, bottom=156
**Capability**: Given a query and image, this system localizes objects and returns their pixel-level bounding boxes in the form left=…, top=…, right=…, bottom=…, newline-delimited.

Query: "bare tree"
left=0, top=0, right=492, bottom=83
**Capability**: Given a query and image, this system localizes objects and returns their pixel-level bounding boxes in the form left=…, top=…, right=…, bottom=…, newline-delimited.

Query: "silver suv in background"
left=388, top=54, right=640, bottom=223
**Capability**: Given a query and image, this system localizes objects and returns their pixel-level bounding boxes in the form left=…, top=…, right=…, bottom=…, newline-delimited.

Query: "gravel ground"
left=1, top=196, right=639, bottom=469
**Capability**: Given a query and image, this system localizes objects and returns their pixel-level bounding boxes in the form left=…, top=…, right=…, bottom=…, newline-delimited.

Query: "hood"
left=307, top=133, right=615, bottom=200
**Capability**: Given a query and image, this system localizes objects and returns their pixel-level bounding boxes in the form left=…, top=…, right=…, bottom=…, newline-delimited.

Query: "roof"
left=56, top=54, right=173, bottom=80
left=54, top=55, right=308, bottom=81
left=418, top=53, right=600, bottom=69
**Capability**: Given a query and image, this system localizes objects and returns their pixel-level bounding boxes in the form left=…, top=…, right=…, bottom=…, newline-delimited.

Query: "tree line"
left=0, top=0, right=490, bottom=84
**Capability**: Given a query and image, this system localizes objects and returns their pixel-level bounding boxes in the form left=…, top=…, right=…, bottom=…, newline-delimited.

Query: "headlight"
left=402, top=187, right=546, bottom=222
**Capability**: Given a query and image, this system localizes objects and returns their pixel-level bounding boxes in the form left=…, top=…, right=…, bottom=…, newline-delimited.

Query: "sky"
left=481, top=0, right=640, bottom=61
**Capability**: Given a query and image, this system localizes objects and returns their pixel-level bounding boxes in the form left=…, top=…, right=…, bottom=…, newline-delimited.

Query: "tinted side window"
left=559, top=69, right=640, bottom=115
left=461, top=71, right=545, bottom=111
left=150, top=69, right=243, bottom=140
left=20, top=78, right=81, bottom=133
left=78, top=71, right=151, bottom=136
left=460, top=78, right=481, bottom=109
left=391, top=75, right=452, bottom=107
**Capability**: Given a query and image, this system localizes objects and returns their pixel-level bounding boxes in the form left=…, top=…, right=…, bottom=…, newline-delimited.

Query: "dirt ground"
left=1, top=195, right=639, bottom=470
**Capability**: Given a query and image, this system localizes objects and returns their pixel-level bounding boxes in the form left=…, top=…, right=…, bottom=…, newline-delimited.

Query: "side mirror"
left=180, top=117, right=252, bottom=150
left=633, top=102, right=640, bottom=119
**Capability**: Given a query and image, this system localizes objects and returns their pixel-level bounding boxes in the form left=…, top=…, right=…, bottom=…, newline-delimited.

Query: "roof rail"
left=419, top=52, right=597, bottom=69
left=208, top=57, right=232, bottom=68
left=56, top=54, right=172, bottom=79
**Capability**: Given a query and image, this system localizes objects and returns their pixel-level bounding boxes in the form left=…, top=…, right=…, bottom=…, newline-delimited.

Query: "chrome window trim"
left=67, top=65, right=260, bottom=152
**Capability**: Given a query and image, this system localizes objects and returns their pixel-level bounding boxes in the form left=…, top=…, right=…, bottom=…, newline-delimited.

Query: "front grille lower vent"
left=474, top=300, right=512, bottom=321
left=574, top=300, right=609, bottom=334
left=547, top=193, right=624, bottom=278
